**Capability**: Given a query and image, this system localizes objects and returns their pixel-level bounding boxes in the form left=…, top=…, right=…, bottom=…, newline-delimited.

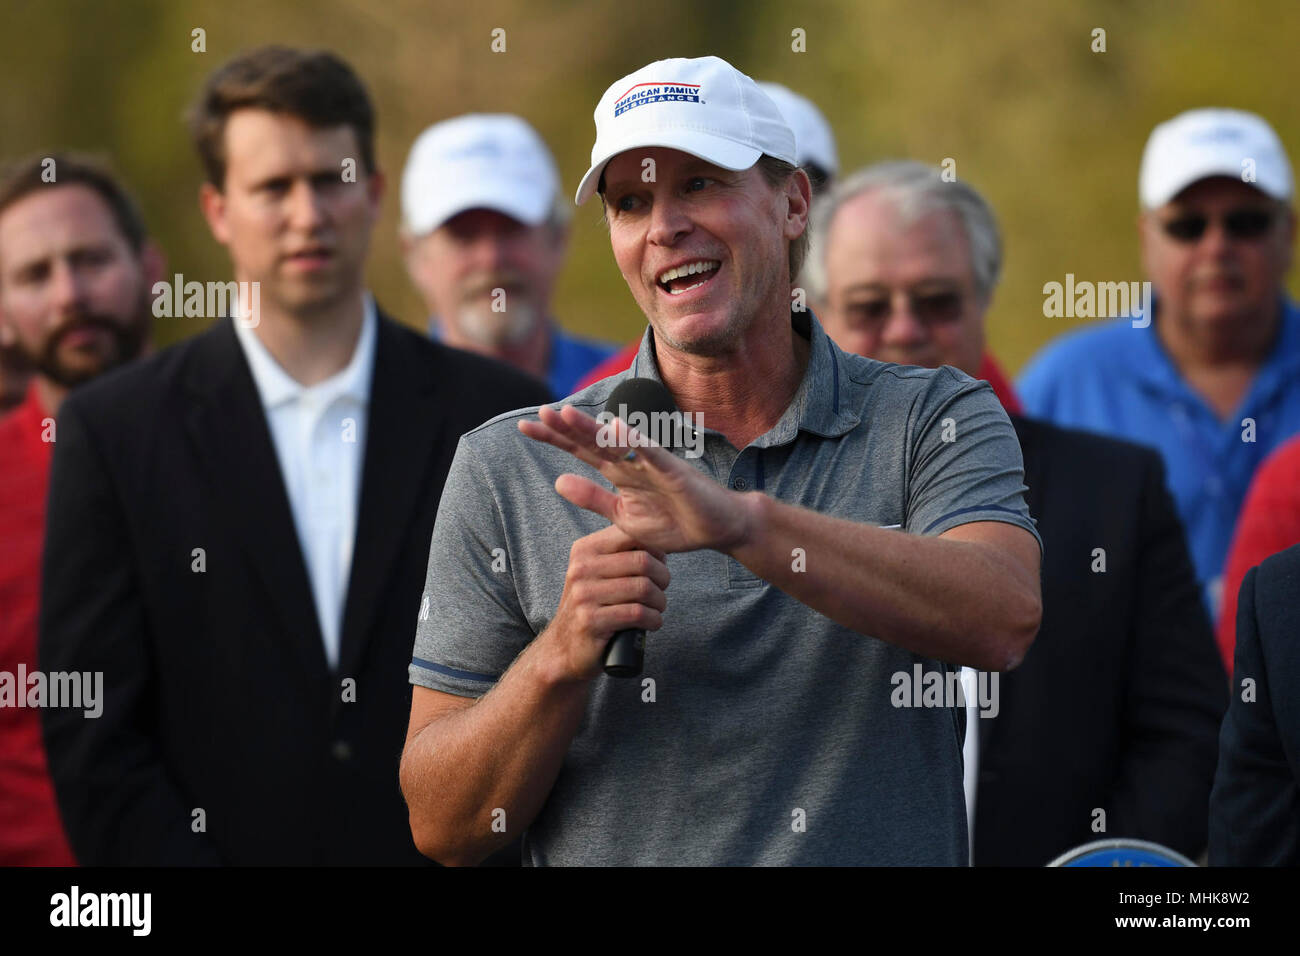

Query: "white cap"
left=1139, top=107, right=1293, bottom=208
left=401, top=113, right=561, bottom=235
left=757, top=81, right=838, bottom=177
left=575, top=55, right=796, bottom=205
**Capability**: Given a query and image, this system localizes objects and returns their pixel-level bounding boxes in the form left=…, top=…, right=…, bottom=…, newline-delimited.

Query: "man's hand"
left=518, top=404, right=751, bottom=555
left=541, top=523, right=672, bottom=682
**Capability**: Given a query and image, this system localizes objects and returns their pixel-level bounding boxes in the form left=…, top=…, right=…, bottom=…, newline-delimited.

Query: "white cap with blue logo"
left=575, top=55, right=797, bottom=206
left=1139, top=107, right=1293, bottom=209
left=401, top=113, right=561, bottom=235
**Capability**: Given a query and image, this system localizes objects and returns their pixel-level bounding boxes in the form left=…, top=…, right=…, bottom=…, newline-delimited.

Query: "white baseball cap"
left=575, top=55, right=796, bottom=206
left=757, top=81, right=838, bottom=177
left=1139, top=107, right=1293, bottom=209
left=401, top=113, right=561, bottom=235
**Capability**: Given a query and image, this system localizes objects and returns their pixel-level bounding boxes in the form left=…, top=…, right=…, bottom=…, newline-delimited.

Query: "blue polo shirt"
left=1018, top=297, right=1300, bottom=617
left=546, top=328, right=620, bottom=400
left=429, top=317, right=618, bottom=400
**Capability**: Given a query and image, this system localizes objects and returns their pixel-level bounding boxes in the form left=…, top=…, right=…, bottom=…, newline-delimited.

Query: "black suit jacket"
left=972, top=415, right=1229, bottom=865
left=38, top=310, right=551, bottom=865
left=1209, top=543, right=1300, bottom=865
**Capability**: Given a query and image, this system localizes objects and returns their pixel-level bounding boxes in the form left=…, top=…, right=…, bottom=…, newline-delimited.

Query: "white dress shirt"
left=232, top=295, right=376, bottom=670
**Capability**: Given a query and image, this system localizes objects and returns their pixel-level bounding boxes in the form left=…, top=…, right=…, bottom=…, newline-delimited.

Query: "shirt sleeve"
left=904, top=367, right=1042, bottom=553
left=408, top=435, right=536, bottom=698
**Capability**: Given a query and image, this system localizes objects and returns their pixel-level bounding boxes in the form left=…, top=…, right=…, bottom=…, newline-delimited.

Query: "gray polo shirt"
left=410, top=309, right=1040, bottom=866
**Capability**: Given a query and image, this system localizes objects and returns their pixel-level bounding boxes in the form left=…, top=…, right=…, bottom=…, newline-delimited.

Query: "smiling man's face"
left=200, top=109, right=383, bottom=317
left=602, top=147, right=801, bottom=356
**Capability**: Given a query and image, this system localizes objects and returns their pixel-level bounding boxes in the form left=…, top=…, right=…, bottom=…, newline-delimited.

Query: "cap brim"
left=575, top=131, right=762, bottom=205
left=1143, top=161, right=1291, bottom=208
left=406, top=180, right=552, bottom=235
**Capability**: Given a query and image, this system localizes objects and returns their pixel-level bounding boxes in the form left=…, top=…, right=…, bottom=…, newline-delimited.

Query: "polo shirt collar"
left=233, top=292, right=377, bottom=411
left=1129, top=294, right=1300, bottom=406
left=626, top=308, right=859, bottom=448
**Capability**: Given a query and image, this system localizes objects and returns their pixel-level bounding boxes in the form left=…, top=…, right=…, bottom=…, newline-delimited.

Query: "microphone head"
left=603, top=377, right=685, bottom=452
left=604, top=377, right=678, bottom=417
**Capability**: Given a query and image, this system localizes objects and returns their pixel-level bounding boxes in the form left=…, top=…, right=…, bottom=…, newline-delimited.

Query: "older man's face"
left=405, top=208, right=563, bottom=348
left=1140, top=176, right=1294, bottom=337
left=602, top=147, right=802, bottom=356
left=817, top=190, right=985, bottom=375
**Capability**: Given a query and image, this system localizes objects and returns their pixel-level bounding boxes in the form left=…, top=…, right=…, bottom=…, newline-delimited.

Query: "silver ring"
left=623, top=450, right=638, bottom=462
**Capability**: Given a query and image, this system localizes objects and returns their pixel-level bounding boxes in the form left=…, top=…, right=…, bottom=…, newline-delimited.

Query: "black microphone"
left=601, top=377, right=681, bottom=678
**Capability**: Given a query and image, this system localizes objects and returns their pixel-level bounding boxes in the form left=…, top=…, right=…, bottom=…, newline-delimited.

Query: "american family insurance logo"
left=613, top=82, right=702, bottom=116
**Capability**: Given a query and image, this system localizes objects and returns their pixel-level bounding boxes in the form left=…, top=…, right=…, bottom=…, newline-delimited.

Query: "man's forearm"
left=400, top=634, right=591, bottom=866
left=727, top=493, right=1041, bottom=671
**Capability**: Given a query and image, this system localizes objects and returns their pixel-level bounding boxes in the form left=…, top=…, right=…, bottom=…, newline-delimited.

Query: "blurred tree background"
left=3, top=0, right=1297, bottom=373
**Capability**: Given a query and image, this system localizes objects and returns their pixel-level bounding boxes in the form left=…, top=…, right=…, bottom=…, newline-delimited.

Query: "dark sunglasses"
left=846, top=289, right=965, bottom=325
left=1159, top=208, right=1275, bottom=243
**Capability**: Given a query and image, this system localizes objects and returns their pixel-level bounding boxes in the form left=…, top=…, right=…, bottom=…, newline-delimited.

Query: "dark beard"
left=28, top=308, right=149, bottom=389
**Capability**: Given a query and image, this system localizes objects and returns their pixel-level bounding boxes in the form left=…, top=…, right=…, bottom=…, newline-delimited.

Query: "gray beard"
left=455, top=297, right=541, bottom=349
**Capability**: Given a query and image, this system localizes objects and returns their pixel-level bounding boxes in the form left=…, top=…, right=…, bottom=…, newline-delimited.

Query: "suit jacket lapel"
left=183, top=319, right=329, bottom=684
left=335, top=310, right=446, bottom=685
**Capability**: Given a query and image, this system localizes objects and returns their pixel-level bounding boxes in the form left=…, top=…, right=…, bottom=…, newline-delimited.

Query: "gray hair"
left=803, top=160, right=1002, bottom=304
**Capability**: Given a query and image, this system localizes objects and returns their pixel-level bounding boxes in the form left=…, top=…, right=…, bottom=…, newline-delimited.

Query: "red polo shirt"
left=1217, top=434, right=1300, bottom=674
left=0, top=381, right=77, bottom=865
